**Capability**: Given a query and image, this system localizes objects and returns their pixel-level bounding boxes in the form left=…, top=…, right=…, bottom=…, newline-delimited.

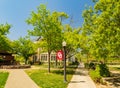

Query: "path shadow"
left=70, top=81, right=86, bottom=83
left=74, top=68, right=88, bottom=76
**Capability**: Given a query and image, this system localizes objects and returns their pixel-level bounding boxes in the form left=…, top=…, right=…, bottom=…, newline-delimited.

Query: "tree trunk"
left=103, top=58, right=107, bottom=64
left=87, top=53, right=89, bottom=63
left=55, top=58, right=57, bottom=67
left=25, top=58, right=28, bottom=64
left=48, top=52, right=51, bottom=73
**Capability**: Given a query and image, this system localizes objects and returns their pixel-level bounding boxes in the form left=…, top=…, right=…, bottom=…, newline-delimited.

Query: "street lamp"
left=62, top=41, right=67, bottom=82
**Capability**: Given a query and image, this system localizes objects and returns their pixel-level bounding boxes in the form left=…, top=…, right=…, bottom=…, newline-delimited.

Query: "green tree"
left=63, top=24, right=81, bottom=60
left=26, top=4, right=68, bottom=72
left=13, top=37, right=36, bottom=64
left=81, top=6, right=95, bottom=62
left=82, top=0, right=120, bottom=62
left=93, top=0, right=120, bottom=60
left=0, top=23, right=12, bottom=51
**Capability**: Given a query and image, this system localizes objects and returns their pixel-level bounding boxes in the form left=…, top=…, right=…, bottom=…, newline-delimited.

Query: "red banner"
left=56, top=50, right=63, bottom=60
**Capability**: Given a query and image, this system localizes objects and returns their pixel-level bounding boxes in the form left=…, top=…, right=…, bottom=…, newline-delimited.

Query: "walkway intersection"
left=2, top=63, right=96, bottom=88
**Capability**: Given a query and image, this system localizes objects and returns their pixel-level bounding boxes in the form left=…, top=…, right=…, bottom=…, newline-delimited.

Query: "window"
left=33, top=55, right=37, bottom=62
left=51, top=54, right=56, bottom=61
left=41, top=54, right=47, bottom=61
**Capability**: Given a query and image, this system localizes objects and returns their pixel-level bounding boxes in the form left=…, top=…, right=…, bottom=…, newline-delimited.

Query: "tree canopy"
left=81, top=0, right=120, bottom=62
left=0, top=23, right=12, bottom=51
left=63, top=24, right=81, bottom=59
left=26, top=4, right=68, bottom=72
left=13, top=37, right=36, bottom=64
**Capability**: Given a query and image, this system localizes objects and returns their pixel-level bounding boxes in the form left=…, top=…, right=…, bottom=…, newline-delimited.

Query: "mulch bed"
left=0, top=65, right=31, bottom=69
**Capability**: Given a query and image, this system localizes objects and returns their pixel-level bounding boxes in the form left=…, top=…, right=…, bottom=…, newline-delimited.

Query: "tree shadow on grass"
left=116, top=67, right=120, bottom=70
left=104, top=72, right=120, bottom=88
left=52, top=68, right=88, bottom=76
left=52, top=69, right=75, bottom=75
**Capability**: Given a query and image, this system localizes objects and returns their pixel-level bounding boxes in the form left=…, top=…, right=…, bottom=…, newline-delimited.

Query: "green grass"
left=109, top=67, right=120, bottom=71
left=26, top=66, right=76, bottom=88
left=0, top=72, right=9, bottom=88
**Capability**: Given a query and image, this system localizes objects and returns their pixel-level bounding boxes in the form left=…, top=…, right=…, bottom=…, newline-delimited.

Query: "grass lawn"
left=109, top=67, right=120, bottom=72
left=0, top=72, right=9, bottom=88
left=26, top=66, right=76, bottom=88
left=108, top=65, right=120, bottom=72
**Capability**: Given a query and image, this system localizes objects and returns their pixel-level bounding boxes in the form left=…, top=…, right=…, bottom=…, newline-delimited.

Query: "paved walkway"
left=5, top=69, right=39, bottom=88
left=67, top=63, right=96, bottom=88
left=2, top=63, right=96, bottom=88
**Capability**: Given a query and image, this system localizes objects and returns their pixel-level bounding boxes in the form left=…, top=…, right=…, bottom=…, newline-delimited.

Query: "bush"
left=84, top=62, right=96, bottom=70
left=99, top=64, right=110, bottom=77
left=89, top=64, right=110, bottom=83
left=89, top=65, right=102, bottom=83
left=89, top=62, right=96, bottom=70
left=68, top=61, right=79, bottom=66
left=28, top=61, right=33, bottom=65
left=84, top=63, right=89, bottom=69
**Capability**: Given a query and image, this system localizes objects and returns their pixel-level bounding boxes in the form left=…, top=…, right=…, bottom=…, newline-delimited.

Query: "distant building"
left=31, top=37, right=75, bottom=64
left=0, top=51, right=14, bottom=65
left=31, top=47, right=57, bottom=63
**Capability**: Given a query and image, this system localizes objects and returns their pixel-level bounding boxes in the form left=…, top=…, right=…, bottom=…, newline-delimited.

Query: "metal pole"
left=63, top=46, right=67, bottom=82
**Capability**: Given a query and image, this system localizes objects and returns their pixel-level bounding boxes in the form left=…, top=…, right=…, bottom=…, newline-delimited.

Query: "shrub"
left=89, top=62, right=96, bottom=70
left=28, top=61, right=33, bottom=65
left=68, top=61, right=79, bottom=66
left=99, top=63, right=110, bottom=77
left=89, top=65, right=102, bottom=83
left=84, top=62, right=96, bottom=70
left=84, top=63, right=89, bottom=69
left=89, top=64, right=110, bottom=83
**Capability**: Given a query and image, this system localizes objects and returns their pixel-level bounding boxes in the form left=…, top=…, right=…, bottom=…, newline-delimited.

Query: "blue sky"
left=0, top=0, right=94, bottom=40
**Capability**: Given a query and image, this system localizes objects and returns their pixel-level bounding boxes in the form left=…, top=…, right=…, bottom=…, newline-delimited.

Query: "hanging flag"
left=56, top=50, right=63, bottom=60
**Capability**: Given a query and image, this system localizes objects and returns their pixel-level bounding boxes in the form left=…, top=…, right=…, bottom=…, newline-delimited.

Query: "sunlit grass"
left=109, top=66, right=120, bottom=72
left=26, top=66, right=76, bottom=88
left=0, top=72, right=9, bottom=88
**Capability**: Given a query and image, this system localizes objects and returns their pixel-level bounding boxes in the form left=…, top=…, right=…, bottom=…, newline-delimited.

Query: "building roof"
left=0, top=51, right=12, bottom=55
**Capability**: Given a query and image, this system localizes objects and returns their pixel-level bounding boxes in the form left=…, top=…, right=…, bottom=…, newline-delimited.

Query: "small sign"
left=56, top=50, right=63, bottom=60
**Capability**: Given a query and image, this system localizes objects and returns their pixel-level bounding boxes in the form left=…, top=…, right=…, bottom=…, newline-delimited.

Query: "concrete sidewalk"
left=67, top=64, right=96, bottom=88
left=5, top=69, right=39, bottom=88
